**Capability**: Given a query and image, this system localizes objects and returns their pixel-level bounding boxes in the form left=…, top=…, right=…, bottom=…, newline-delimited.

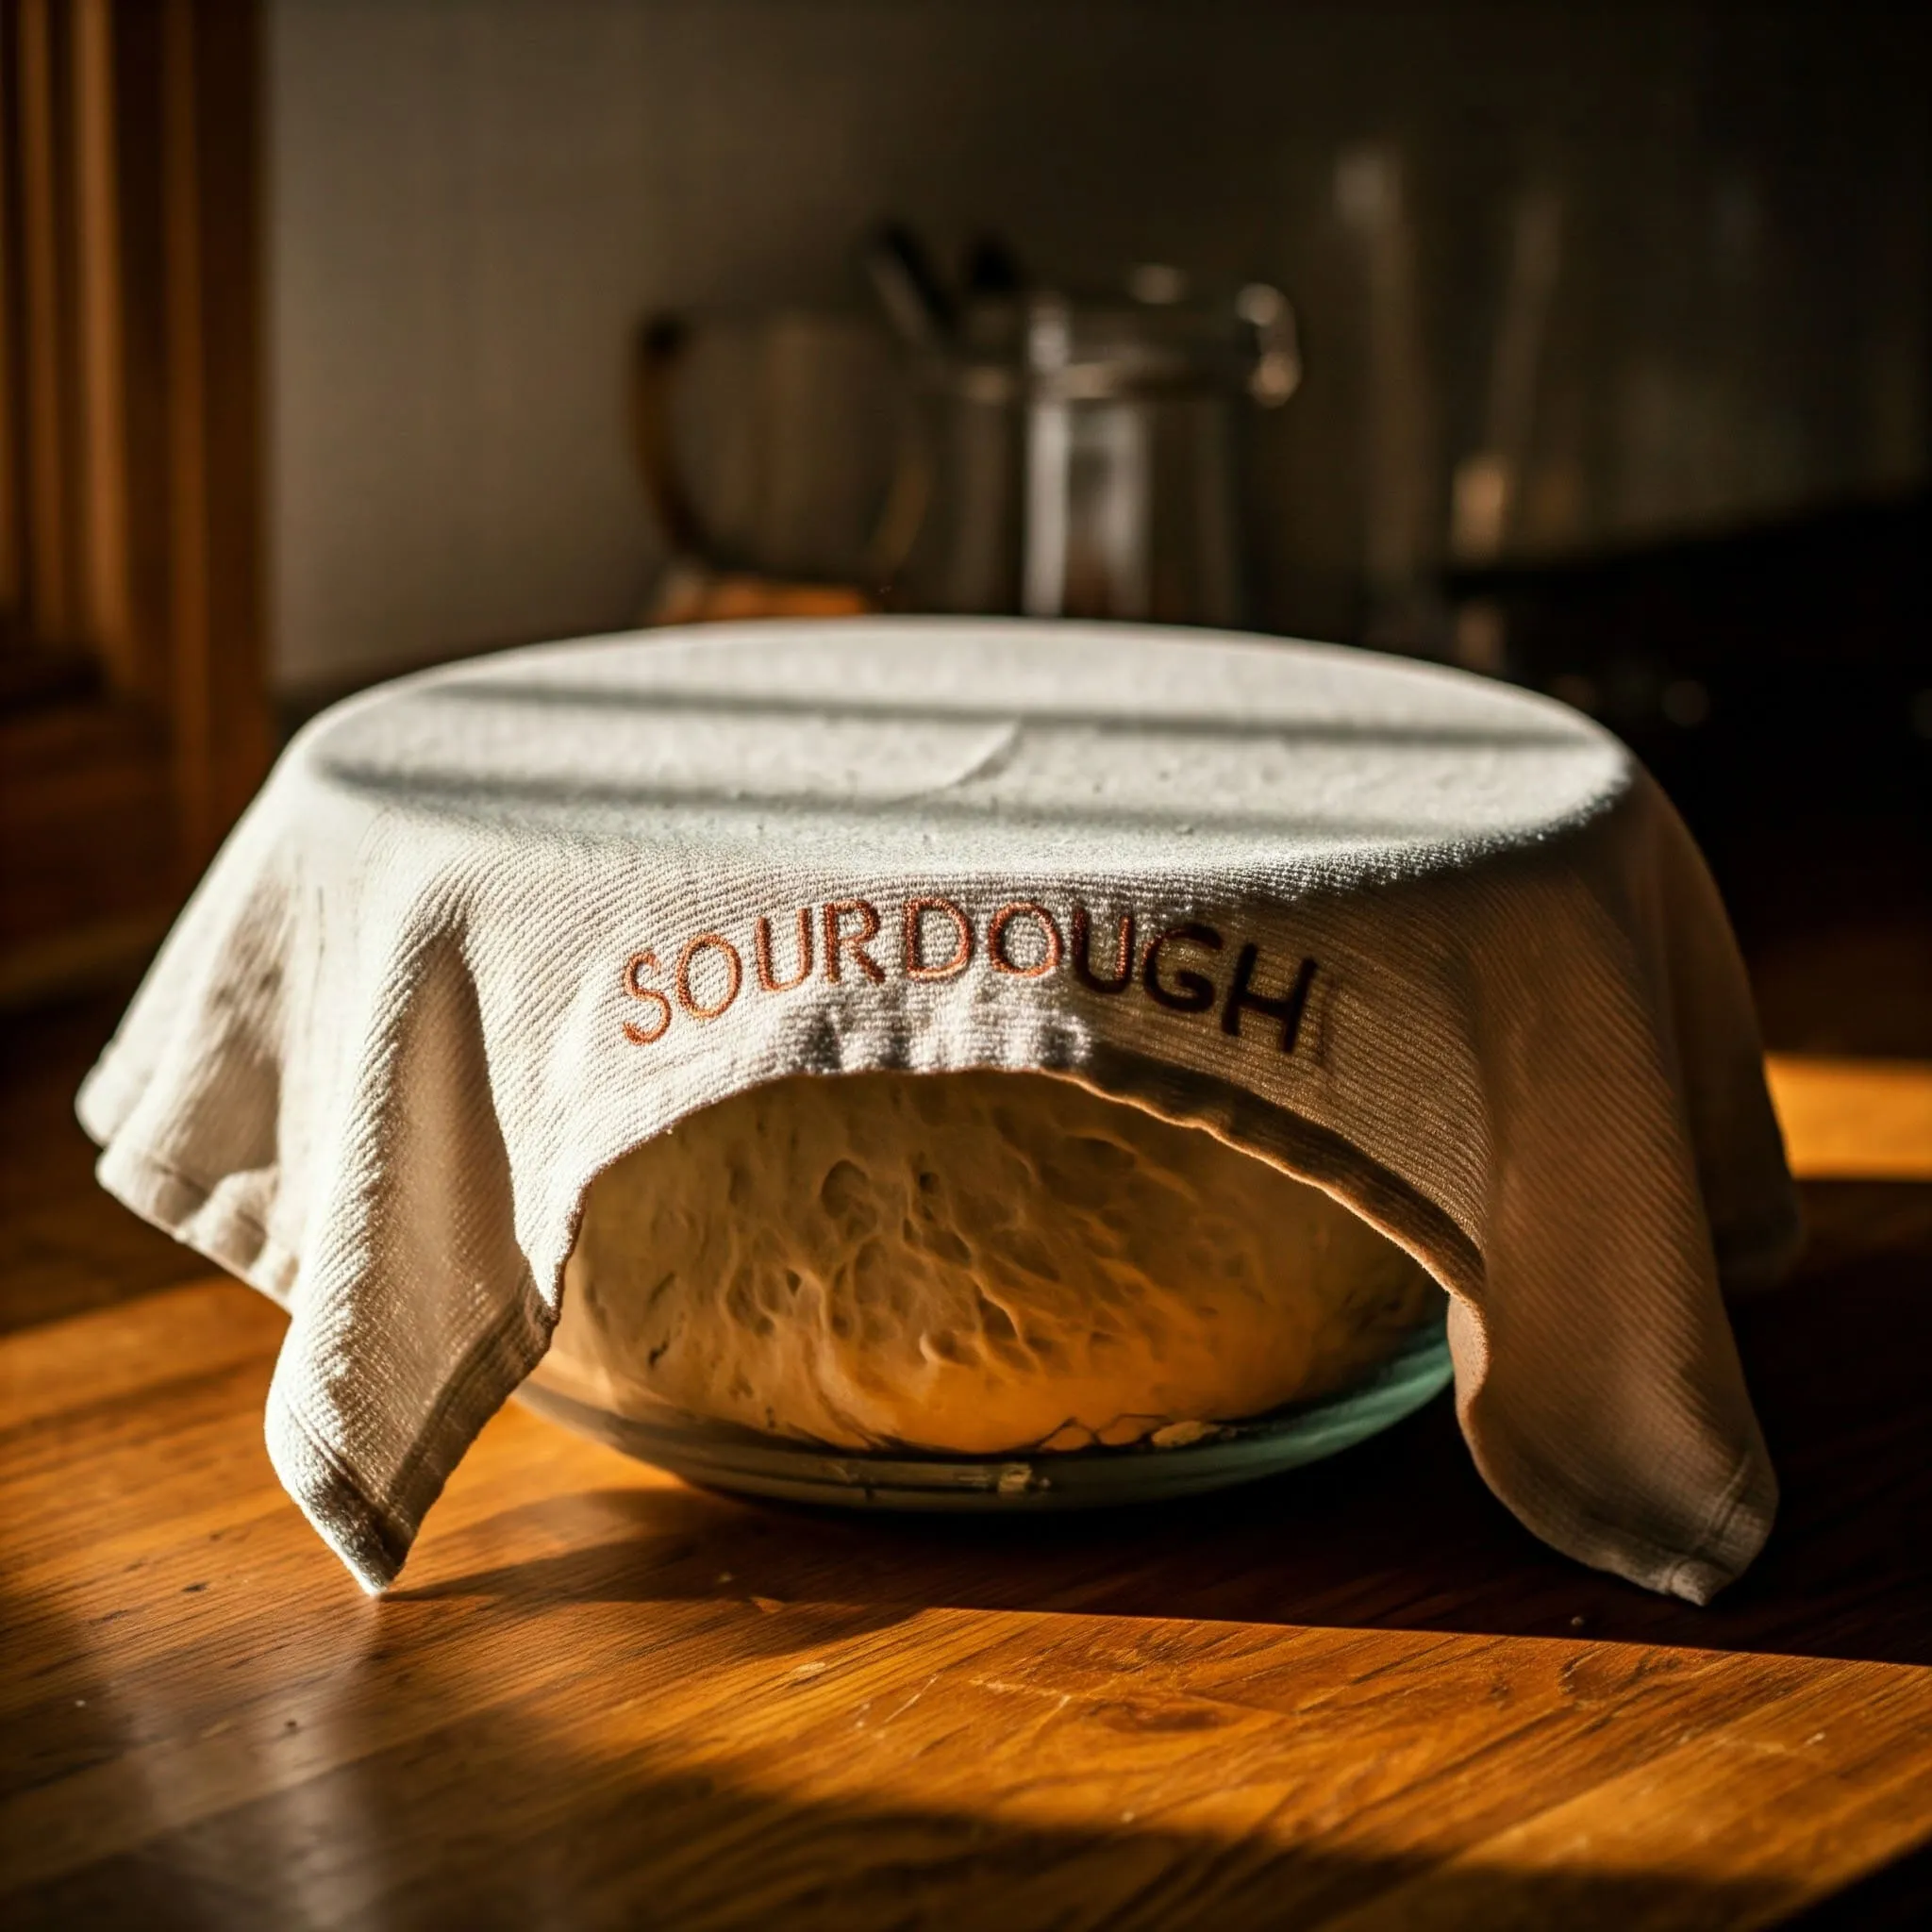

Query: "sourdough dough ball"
left=541, top=1070, right=1439, bottom=1454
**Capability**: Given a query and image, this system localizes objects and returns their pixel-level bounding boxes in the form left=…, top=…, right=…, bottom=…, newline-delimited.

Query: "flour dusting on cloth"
left=77, top=620, right=1799, bottom=1601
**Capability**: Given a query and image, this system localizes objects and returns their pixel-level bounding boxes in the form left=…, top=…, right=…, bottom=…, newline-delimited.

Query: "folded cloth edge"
left=81, top=1042, right=1780, bottom=1606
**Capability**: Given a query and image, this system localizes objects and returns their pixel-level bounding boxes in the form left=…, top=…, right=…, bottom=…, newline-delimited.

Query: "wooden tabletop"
left=4, top=999, right=1931, bottom=1928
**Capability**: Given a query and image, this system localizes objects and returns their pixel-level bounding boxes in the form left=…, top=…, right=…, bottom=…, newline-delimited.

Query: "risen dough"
left=540, top=1070, right=1439, bottom=1454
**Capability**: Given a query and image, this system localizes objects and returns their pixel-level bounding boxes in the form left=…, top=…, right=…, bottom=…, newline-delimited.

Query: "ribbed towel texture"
left=77, top=620, right=1799, bottom=1600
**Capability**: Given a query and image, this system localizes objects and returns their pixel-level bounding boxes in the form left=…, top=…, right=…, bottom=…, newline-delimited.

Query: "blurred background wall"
left=2, top=0, right=1921, bottom=1021
left=267, top=0, right=1931, bottom=699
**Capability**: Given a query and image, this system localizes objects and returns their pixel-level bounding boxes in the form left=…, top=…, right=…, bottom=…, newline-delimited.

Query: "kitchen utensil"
left=897, top=275, right=1300, bottom=625
left=629, top=307, right=912, bottom=615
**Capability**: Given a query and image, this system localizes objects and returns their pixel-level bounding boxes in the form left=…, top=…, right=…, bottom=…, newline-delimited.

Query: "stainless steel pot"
left=899, top=279, right=1299, bottom=625
left=631, top=272, right=1299, bottom=628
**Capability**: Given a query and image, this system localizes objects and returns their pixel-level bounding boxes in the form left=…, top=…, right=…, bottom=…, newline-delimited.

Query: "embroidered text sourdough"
left=622, top=897, right=1320, bottom=1052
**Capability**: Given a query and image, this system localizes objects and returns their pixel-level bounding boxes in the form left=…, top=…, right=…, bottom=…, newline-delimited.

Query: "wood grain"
left=3, top=1001, right=1930, bottom=1928
left=4, top=1256, right=1931, bottom=1931
left=1766, top=1056, right=1932, bottom=1181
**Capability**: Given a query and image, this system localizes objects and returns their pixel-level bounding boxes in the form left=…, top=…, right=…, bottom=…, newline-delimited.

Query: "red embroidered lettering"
left=1071, top=905, right=1135, bottom=994
left=989, top=901, right=1063, bottom=977
left=755, top=908, right=813, bottom=992
left=1141, top=924, right=1223, bottom=1013
left=675, top=933, right=743, bottom=1020
left=903, top=897, right=974, bottom=981
left=622, top=950, right=673, bottom=1042
left=823, top=899, right=886, bottom=984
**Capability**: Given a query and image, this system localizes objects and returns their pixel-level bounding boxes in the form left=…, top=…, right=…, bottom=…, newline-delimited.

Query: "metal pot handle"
left=629, top=310, right=931, bottom=591
left=630, top=314, right=713, bottom=562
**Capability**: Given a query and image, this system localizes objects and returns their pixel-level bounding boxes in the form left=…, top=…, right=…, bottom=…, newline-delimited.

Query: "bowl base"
left=516, top=1317, right=1453, bottom=1511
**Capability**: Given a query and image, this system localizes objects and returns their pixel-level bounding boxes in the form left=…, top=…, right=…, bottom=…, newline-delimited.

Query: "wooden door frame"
left=0, top=0, right=267, bottom=1008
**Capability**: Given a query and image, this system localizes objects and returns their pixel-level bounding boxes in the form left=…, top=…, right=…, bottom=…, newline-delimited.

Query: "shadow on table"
left=12, top=1557, right=1924, bottom=1932
left=3, top=1549, right=1837, bottom=1932
left=4, top=1517, right=1879, bottom=1932
left=5, top=1721, right=1800, bottom=1932
left=6, top=1194, right=1928, bottom=1930
left=405, top=1183, right=1932, bottom=1672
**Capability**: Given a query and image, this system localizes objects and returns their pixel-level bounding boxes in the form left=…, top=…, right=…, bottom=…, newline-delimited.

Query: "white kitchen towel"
left=78, top=620, right=1799, bottom=1602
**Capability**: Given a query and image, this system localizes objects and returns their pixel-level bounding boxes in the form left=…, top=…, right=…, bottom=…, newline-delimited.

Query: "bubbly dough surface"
left=540, top=1070, right=1440, bottom=1454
